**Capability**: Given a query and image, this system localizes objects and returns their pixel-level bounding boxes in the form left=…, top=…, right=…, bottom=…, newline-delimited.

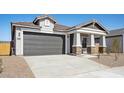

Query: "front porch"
left=66, top=20, right=108, bottom=55
left=71, top=33, right=107, bottom=55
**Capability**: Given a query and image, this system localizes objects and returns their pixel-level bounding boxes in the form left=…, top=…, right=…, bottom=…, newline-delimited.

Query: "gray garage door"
left=23, top=32, right=65, bottom=55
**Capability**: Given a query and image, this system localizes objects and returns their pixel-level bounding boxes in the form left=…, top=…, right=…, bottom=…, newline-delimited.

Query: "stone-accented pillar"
left=87, top=34, right=95, bottom=54
left=99, top=35, right=106, bottom=53
left=72, top=32, right=82, bottom=55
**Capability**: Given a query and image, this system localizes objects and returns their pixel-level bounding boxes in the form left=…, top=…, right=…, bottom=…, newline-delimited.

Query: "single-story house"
left=11, top=15, right=108, bottom=56
left=106, top=28, right=124, bottom=53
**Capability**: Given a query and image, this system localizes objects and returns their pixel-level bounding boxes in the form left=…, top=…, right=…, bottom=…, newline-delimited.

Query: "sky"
left=0, top=14, right=124, bottom=41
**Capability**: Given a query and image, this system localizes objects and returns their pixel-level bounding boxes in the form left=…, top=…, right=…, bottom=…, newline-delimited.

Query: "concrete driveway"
left=24, top=55, right=112, bottom=78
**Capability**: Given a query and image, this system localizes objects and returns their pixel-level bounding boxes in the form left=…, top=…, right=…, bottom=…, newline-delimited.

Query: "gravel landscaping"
left=1, top=54, right=124, bottom=78
left=90, top=53, right=124, bottom=67
left=0, top=56, right=34, bottom=78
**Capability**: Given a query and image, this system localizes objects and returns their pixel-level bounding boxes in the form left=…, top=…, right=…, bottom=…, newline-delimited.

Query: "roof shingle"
left=12, top=22, right=70, bottom=31
left=54, top=24, right=70, bottom=31
left=12, top=22, right=39, bottom=28
left=108, top=28, right=124, bottom=36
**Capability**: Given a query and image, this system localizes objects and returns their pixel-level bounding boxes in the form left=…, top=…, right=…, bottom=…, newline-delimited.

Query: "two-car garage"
left=23, top=32, right=65, bottom=56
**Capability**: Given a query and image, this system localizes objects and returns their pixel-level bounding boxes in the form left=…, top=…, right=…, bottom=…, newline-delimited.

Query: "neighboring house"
left=11, top=15, right=108, bottom=56
left=106, top=28, right=124, bottom=53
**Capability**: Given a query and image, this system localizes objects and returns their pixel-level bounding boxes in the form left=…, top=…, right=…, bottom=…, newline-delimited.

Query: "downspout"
left=123, top=34, right=124, bottom=53
left=65, top=34, right=68, bottom=54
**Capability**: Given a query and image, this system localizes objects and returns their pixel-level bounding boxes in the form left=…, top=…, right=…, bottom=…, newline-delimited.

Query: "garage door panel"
left=24, top=38, right=63, bottom=42
left=24, top=47, right=63, bottom=50
left=24, top=49, right=63, bottom=55
left=24, top=40, right=63, bottom=45
left=24, top=45, right=64, bottom=50
left=24, top=49, right=63, bottom=53
left=23, top=32, right=65, bottom=55
left=24, top=34, right=63, bottom=40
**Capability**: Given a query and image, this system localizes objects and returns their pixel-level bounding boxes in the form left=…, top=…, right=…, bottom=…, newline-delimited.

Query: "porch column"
left=91, top=34, right=95, bottom=47
left=72, top=32, right=82, bottom=55
left=87, top=34, right=95, bottom=54
left=99, top=35, right=106, bottom=53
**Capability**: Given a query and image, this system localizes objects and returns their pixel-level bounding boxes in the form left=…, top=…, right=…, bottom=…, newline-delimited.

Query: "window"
left=95, top=38, right=100, bottom=43
left=44, top=19, right=50, bottom=27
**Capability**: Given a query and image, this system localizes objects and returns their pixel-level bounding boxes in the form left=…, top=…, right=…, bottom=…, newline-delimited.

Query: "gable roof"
left=12, top=22, right=40, bottom=29
left=54, top=24, right=70, bottom=31
left=33, top=14, right=56, bottom=24
left=67, top=19, right=109, bottom=33
left=12, top=15, right=108, bottom=33
left=12, top=22, right=70, bottom=31
left=107, top=28, right=124, bottom=36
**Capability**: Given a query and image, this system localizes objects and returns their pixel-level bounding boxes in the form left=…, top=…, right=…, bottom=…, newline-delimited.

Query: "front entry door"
left=82, top=37, right=87, bottom=54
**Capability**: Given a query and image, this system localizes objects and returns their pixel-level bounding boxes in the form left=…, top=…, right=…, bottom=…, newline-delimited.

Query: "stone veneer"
left=72, top=46, right=82, bottom=55
left=99, top=47, right=106, bottom=53
left=72, top=46, right=106, bottom=55
left=87, top=47, right=96, bottom=54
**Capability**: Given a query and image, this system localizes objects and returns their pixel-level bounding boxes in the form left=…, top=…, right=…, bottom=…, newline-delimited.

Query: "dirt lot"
left=0, top=56, right=34, bottom=78
left=90, top=53, right=124, bottom=67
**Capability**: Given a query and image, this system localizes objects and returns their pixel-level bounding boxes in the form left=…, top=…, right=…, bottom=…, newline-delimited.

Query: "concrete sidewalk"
left=75, top=66, right=124, bottom=78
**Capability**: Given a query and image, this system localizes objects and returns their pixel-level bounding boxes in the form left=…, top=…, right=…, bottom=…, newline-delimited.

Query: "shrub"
left=106, top=47, right=111, bottom=55
left=112, top=38, right=120, bottom=61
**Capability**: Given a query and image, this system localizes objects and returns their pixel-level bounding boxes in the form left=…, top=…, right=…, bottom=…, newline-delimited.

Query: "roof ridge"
left=67, top=19, right=98, bottom=30
left=55, top=23, right=71, bottom=27
left=33, top=14, right=56, bottom=23
left=111, top=28, right=124, bottom=31
left=12, top=22, right=33, bottom=23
